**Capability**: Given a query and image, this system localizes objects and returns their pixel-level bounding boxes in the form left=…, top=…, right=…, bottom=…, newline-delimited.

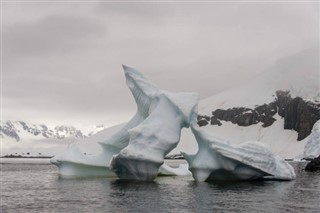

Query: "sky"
left=1, top=0, right=319, bottom=130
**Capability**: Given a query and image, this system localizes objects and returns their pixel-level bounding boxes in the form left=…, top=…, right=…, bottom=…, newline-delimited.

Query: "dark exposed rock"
left=276, top=91, right=320, bottom=141
left=19, top=121, right=42, bottom=136
left=198, top=115, right=210, bottom=122
left=197, top=90, right=320, bottom=141
left=0, top=121, right=20, bottom=141
left=234, top=110, right=259, bottom=126
left=276, top=90, right=291, bottom=117
left=261, top=115, right=277, bottom=128
left=198, top=119, right=209, bottom=127
left=210, top=116, right=222, bottom=126
left=305, top=155, right=320, bottom=172
left=197, top=115, right=211, bottom=127
left=198, top=104, right=277, bottom=129
left=165, top=153, right=184, bottom=159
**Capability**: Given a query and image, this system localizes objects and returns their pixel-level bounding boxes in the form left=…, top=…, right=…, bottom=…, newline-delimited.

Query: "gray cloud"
left=2, top=1, right=318, bottom=128
left=95, top=2, right=174, bottom=22
left=3, top=14, right=106, bottom=59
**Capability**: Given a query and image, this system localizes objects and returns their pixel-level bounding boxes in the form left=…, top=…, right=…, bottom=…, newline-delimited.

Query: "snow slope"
left=200, top=48, right=319, bottom=112
left=173, top=48, right=319, bottom=159
left=304, top=120, right=320, bottom=158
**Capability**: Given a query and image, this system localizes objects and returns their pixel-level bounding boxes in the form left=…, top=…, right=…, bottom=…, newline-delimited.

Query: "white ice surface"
left=50, top=124, right=125, bottom=177
left=158, top=163, right=191, bottom=176
left=183, top=122, right=296, bottom=182
left=170, top=115, right=307, bottom=159
left=51, top=65, right=198, bottom=179
left=304, top=120, right=320, bottom=158
left=110, top=66, right=198, bottom=181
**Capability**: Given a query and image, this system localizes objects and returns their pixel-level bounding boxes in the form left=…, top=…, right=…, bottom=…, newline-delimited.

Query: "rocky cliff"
left=198, top=90, right=320, bottom=141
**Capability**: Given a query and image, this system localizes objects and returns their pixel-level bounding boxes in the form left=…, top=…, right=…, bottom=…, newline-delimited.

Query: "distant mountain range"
left=0, top=121, right=106, bottom=142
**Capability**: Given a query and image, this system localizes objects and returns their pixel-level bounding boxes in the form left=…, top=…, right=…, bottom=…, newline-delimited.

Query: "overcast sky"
left=1, top=1, right=319, bottom=130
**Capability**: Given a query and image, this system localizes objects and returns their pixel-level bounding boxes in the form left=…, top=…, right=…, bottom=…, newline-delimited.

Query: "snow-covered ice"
left=110, top=66, right=198, bottom=181
left=194, top=115, right=307, bottom=159
left=50, top=124, right=124, bottom=177
left=50, top=143, right=117, bottom=177
left=182, top=122, right=296, bottom=182
left=304, top=120, right=320, bottom=158
left=51, top=65, right=198, bottom=179
left=158, top=163, right=191, bottom=176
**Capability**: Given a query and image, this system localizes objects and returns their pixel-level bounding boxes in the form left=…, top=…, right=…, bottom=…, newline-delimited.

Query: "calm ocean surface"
left=1, top=159, right=319, bottom=213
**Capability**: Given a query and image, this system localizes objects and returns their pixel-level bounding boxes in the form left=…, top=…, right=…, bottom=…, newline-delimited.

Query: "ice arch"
left=51, top=65, right=198, bottom=179
left=110, top=66, right=198, bottom=181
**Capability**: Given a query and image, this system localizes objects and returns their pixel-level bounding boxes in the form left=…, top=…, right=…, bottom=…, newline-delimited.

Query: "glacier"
left=304, top=120, right=320, bottom=158
left=182, top=123, right=296, bottom=182
left=51, top=65, right=198, bottom=179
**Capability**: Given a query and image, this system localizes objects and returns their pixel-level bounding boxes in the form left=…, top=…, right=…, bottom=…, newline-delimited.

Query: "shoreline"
left=0, top=156, right=53, bottom=159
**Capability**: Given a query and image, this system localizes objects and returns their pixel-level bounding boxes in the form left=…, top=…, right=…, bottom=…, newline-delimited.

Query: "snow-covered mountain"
left=88, top=125, right=107, bottom=137
left=0, top=121, right=107, bottom=156
left=0, top=121, right=110, bottom=142
left=0, top=121, right=86, bottom=142
left=187, top=48, right=319, bottom=159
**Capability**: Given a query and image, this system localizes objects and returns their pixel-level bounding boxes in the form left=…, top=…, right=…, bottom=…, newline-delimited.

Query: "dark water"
left=1, top=159, right=320, bottom=213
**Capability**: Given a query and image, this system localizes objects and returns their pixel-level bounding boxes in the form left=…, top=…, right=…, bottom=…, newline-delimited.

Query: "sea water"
left=1, top=159, right=319, bottom=213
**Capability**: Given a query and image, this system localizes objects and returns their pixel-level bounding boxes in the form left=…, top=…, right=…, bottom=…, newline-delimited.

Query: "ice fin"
left=185, top=122, right=296, bottom=182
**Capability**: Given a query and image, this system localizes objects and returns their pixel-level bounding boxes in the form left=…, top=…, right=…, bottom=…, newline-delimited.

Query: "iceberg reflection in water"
left=1, top=160, right=317, bottom=212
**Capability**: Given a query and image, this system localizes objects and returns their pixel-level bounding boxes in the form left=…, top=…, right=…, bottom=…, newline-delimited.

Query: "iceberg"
left=304, top=120, right=320, bottom=159
left=51, top=65, right=295, bottom=182
left=158, top=163, right=191, bottom=176
left=110, top=66, right=199, bottom=181
left=50, top=143, right=118, bottom=177
left=182, top=123, right=296, bottom=182
left=50, top=123, right=126, bottom=177
left=51, top=65, right=198, bottom=179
